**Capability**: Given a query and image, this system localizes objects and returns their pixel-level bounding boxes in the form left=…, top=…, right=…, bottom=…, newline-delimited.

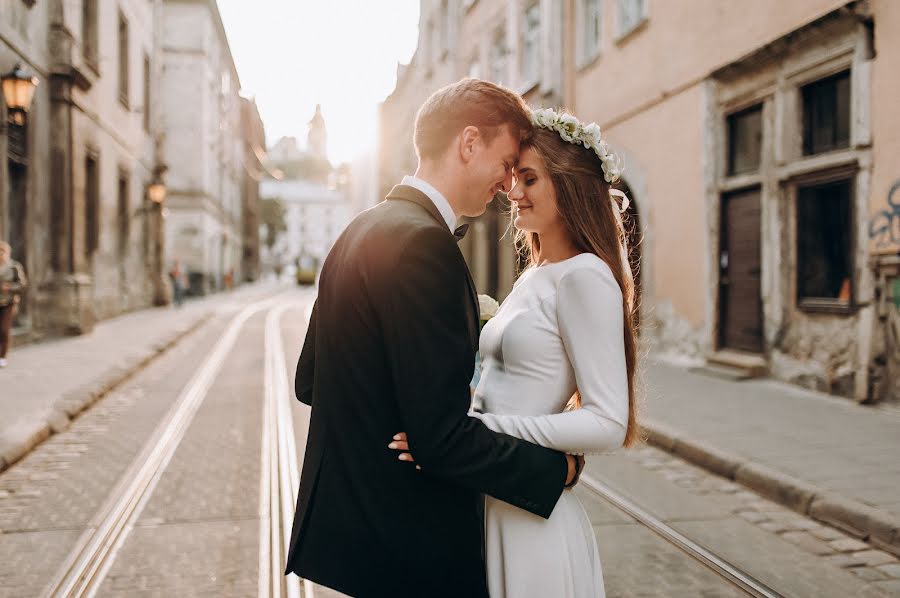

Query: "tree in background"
left=260, top=197, right=286, bottom=250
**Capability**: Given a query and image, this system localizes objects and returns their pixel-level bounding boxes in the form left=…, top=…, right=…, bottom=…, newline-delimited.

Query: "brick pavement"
left=97, top=310, right=269, bottom=597
left=0, top=317, right=231, bottom=598
left=584, top=445, right=896, bottom=597
left=642, top=357, right=900, bottom=555
left=0, top=283, right=278, bottom=474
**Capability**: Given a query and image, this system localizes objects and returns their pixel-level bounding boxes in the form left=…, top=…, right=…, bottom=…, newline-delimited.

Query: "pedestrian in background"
left=0, top=241, right=28, bottom=368
left=169, top=260, right=186, bottom=308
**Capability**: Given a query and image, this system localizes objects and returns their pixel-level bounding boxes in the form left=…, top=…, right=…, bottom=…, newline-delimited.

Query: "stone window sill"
left=797, top=298, right=855, bottom=316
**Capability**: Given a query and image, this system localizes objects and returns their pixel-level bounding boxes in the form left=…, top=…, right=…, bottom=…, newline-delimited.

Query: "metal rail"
left=580, top=473, right=785, bottom=598
left=42, top=297, right=279, bottom=598
left=261, top=302, right=313, bottom=598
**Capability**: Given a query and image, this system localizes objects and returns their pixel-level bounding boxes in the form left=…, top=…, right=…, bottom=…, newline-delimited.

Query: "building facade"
left=379, top=0, right=900, bottom=402
left=161, top=0, right=244, bottom=295
left=241, top=96, right=265, bottom=283
left=259, top=178, right=352, bottom=268
left=1, top=0, right=166, bottom=338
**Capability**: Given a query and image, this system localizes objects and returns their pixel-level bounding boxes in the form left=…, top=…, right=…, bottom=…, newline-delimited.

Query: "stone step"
left=689, top=362, right=755, bottom=381
left=706, top=349, right=768, bottom=377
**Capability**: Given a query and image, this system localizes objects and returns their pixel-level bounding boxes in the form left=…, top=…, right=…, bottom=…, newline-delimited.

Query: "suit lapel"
left=385, top=184, right=447, bottom=229
left=462, top=263, right=480, bottom=351
left=386, top=184, right=480, bottom=350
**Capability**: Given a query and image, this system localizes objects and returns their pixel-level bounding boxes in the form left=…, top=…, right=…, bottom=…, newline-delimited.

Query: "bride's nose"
left=508, top=180, right=523, bottom=201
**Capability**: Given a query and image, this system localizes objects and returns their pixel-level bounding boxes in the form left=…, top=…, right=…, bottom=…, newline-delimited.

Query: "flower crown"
left=531, top=108, right=623, bottom=185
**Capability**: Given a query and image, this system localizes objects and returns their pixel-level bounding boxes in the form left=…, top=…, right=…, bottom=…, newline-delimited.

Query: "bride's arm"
left=470, top=265, right=629, bottom=455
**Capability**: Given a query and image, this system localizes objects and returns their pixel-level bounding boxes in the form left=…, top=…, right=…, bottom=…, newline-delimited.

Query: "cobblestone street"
left=0, top=287, right=897, bottom=596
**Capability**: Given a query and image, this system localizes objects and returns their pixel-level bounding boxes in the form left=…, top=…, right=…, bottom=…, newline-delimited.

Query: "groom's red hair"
left=414, top=78, right=533, bottom=161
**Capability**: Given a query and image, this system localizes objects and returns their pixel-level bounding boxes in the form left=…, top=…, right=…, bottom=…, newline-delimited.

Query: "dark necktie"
left=453, top=224, right=469, bottom=242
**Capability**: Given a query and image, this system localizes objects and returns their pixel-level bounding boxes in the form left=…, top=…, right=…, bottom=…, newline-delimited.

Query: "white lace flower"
left=478, top=294, right=500, bottom=321
left=583, top=123, right=602, bottom=146
left=530, top=108, right=621, bottom=184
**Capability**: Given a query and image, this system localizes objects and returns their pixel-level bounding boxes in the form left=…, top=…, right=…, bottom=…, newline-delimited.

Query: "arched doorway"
left=615, top=180, right=642, bottom=330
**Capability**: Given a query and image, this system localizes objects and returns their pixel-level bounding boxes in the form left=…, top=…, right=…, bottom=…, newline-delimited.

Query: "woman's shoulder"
left=556, top=254, right=621, bottom=298
left=560, top=253, right=615, bottom=279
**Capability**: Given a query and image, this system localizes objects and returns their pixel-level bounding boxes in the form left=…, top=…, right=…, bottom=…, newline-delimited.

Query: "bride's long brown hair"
left=515, top=127, right=641, bottom=447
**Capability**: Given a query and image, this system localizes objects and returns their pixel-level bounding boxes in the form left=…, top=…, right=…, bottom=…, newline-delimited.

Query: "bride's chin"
left=514, top=218, right=534, bottom=233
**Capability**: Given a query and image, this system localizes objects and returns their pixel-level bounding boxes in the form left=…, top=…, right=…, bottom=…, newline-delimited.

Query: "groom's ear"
left=458, top=126, right=480, bottom=164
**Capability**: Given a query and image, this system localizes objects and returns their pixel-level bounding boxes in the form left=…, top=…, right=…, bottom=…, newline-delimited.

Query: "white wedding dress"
left=470, top=253, right=629, bottom=598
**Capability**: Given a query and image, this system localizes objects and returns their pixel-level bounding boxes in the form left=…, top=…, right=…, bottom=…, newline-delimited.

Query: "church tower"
left=307, top=104, right=327, bottom=161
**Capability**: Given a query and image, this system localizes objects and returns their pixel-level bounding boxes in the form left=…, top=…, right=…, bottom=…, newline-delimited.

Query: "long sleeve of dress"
left=471, top=264, right=629, bottom=455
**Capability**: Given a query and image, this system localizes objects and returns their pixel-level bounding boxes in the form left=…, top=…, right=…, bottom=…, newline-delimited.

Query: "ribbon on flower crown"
left=609, top=189, right=630, bottom=214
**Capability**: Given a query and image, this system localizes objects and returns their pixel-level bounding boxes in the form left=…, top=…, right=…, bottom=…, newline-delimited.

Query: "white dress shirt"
left=401, top=175, right=457, bottom=232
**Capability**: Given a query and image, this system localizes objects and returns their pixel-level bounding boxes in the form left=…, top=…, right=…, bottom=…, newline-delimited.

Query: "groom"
left=285, top=79, right=577, bottom=597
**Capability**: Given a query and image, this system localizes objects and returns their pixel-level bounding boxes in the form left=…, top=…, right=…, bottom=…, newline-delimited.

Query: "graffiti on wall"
left=870, top=180, right=900, bottom=251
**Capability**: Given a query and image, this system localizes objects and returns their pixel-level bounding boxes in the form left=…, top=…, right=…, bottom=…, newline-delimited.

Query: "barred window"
left=118, top=11, right=130, bottom=108
left=117, top=171, right=131, bottom=259
left=619, top=0, right=646, bottom=36
left=490, top=26, right=507, bottom=84
left=82, top=0, right=98, bottom=67
left=727, top=105, right=763, bottom=176
left=85, top=153, right=100, bottom=257
left=521, top=2, right=541, bottom=87
left=802, top=71, right=850, bottom=156
left=797, top=179, right=853, bottom=309
left=578, top=0, right=602, bottom=66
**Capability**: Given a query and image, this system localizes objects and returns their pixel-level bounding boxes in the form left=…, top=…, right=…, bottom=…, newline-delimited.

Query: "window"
left=489, top=26, right=507, bottom=84
left=619, top=0, right=646, bottom=37
left=85, top=153, right=99, bottom=257
left=578, top=0, right=602, bottom=67
left=521, top=2, right=541, bottom=88
left=797, top=179, right=853, bottom=309
left=468, top=56, right=482, bottom=79
left=439, top=0, right=450, bottom=58
left=143, top=54, right=151, bottom=132
left=118, top=11, right=129, bottom=108
left=802, top=70, right=850, bottom=156
left=727, top=105, right=763, bottom=175
left=117, top=171, right=130, bottom=258
left=82, top=0, right=98, bottom=67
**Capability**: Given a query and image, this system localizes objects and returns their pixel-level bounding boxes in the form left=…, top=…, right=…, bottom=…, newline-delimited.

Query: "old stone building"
left=261, top=110, right=352, bottom=268
left=240, top=96, right=265, bottom=283
left=379, top=0, right=900, bottom=401
left=1, top=0, right=264, bottom=339
left=1, top=0, right=166, bottom=338
left=161, top=0, right=244, bottom=295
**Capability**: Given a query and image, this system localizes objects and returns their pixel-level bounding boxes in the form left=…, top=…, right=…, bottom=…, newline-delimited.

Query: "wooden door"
left=719, top=189, right=763, bottom=353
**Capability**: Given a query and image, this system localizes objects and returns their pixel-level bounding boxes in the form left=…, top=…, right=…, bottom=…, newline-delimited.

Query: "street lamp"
left=1, top=63, right=39, bottom=126
left=147, top=167, right=171, bottom=306
left=147, top=180, right=166, bottom=204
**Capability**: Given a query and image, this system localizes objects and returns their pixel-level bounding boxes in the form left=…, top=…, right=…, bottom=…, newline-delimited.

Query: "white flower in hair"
left=531, top=108, right=621, bottom=184
left=583, top=123, right=602, bottom=147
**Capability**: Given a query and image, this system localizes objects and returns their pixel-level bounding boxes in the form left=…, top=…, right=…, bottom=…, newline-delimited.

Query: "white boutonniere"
left=478, top=294, right=499, bottom=325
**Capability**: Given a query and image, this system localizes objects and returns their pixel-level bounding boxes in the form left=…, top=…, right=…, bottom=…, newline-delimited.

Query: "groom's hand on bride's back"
left=389, top=432, right=584, bottom=486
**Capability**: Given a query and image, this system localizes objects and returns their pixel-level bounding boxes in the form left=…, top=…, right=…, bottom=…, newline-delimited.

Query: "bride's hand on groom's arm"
left=388, top=432, right=584, bottom=486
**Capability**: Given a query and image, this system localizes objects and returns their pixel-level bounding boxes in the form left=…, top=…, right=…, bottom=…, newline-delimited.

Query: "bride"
left=395, top=108, right=640, bottom=598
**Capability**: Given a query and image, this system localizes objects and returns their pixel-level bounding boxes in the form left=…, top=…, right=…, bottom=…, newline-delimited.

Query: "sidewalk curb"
left=643, top=419, right=900, bottom=557
left=0, top=312, right=214, bottom=475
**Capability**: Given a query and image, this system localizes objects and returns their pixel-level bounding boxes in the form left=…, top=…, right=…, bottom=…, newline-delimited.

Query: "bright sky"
left=217, top=0, right=421, bottom=165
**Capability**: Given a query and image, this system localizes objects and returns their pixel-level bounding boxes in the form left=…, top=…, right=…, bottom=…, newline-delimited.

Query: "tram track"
left=33, top=289, right=792, bottom=597
left=580, top=473, right=785, bottom=598
left=260, top=301, right=316, bottom=598
left=40, top=296, right=282, bottom=598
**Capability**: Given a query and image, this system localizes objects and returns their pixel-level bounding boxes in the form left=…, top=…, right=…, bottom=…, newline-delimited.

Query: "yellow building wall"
left=869, top=0, right=900, bottom=255
left=601, top=84, right=709, bottom=328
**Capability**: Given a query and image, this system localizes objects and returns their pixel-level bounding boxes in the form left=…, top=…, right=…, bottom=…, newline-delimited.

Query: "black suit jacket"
left=285, top=184, right=568, bottom=597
